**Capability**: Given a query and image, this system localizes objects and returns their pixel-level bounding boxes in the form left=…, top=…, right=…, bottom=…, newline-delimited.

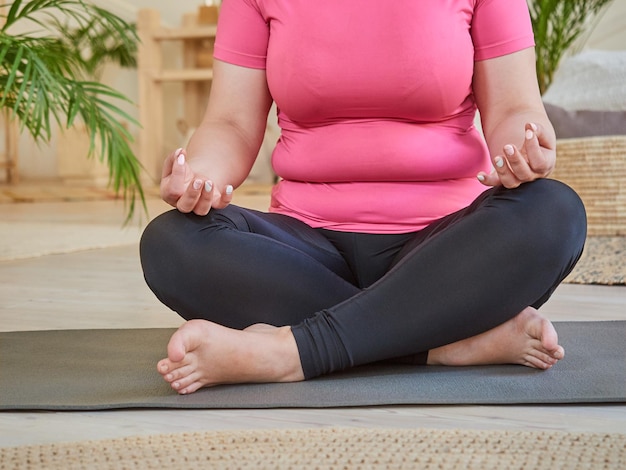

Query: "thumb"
left=171, top=149, right=187, bottom=178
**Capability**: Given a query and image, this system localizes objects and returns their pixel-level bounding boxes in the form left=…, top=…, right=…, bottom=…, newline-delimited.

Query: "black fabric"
left=140, top=179, right=587, bottom=380
left=1, top=322, right=623, bottom=410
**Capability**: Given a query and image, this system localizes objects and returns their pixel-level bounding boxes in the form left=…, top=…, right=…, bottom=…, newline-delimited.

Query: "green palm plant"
left=528, top=0, right=615, bottom=95
left=0, top=0, right=144, bottom=221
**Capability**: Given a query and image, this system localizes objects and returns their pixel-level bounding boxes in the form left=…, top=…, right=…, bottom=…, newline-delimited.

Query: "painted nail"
left=530, top=122, right=538, bottom=132
left=525, top=129, right=534, bottom=140
left=495, top=156, right=505, bottom=168
left=193, top=179, right=202, bottom=190
left=504, top=145, right=514, bottom=156
left=477, top=173, right=485, bottom=182
left=225, top=185, right=234, bottom=196
left=204, top=181, right=213, bottom=192
left=177, top=153, right=185, bottom=165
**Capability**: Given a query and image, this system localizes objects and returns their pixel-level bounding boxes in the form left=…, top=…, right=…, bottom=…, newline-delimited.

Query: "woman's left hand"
left=477, top=123, right=556, bottom=188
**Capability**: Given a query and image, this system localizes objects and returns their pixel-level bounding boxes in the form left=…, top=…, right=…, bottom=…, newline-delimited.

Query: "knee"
left=518, top=179, right=587, bottom=251
left=139, top=206, right=247, bottom=274
left=530, top=179, right=586, bottom=232
left=140, top=210, right=186, bottom=258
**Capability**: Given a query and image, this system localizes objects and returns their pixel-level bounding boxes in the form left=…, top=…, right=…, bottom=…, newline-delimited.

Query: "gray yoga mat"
left=1, top=321, right=624, bottom=410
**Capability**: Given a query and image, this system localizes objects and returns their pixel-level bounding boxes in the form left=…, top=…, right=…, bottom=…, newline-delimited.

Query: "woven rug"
left=565, top=236, right=626, bottom=285
left=1, top=321, right=624, bottom=411
left=1, top=427, right=624, bottom=470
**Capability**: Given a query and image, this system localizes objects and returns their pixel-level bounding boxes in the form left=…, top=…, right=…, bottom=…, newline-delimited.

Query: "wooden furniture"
left=137, top=9, right=217, bottom=182
left=1, top=110, right=19, bottom=184
left=1, top=6, right=19, bottom=184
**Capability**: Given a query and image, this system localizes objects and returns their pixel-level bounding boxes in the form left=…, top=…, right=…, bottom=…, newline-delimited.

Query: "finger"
left=523, top=123, right=552, bottom=175
left=161, top=148, right=184, bottom=180
left=502, top=144, right=534, bottom=182
left=493, top=154, right=522, bottom=189
left=176, top=178, right=203, bottom=213
left=477, top=169, right=501, bottom=187
left=192, top=180, right=215, bottom=216
left=212, top=184, right=234, bottom=209
left=161, top=150, right=188, bottom=205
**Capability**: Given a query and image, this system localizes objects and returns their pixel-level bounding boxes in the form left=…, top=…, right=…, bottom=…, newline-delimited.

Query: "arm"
left=473, top=47, right=556, bottom=188
left=161, top=59, right=273, bottom=214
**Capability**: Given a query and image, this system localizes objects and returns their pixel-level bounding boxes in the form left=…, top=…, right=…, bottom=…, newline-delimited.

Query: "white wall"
left=585, top=0, right=626, bottom=51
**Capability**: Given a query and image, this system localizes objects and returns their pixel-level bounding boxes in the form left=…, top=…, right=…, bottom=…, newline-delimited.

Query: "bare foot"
left=427, top=307, right=564, bottom=369
left=157, top=320, right=304, bottom=395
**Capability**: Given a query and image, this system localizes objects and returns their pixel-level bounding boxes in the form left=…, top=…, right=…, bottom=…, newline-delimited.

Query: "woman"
left=140, top=0, right=587, bottom=394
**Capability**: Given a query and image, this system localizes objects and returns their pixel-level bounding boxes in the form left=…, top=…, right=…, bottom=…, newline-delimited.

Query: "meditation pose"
left=140, top=0, right=587, bottom=395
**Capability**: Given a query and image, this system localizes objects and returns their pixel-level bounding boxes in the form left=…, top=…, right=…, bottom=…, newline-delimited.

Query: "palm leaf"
left=527, top=0, right=614, bottom=94
left=0, top=0, right=144, bottom=222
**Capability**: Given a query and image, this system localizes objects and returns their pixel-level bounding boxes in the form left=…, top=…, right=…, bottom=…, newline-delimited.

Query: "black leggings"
left=140, top=179, right=587, bottom=379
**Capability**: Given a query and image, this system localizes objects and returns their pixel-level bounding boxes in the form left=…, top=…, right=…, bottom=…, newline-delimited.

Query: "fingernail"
left=225, top=185, right=234, bottom=196
left=530, top=122, right=538, bottom=132
left=525, top=129, right=534, bottom=140
left=477, top=173, right=485, bottom=182
left=193, top=179, right=202, bottom=190
left=177, top=154, right=185, bottom=165
left=495, top=156, right=505, bottom=168
left=504, top=145, right=514, bottom=156
left=174, top=148, right=183, bottom=157
left=204, top=181, right=213, bottom=192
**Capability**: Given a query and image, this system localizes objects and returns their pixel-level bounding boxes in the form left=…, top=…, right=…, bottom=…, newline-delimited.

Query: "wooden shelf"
left=155, top=69, right=214, bottom=82
left=137, top=8, right=217, bottom=180
left=152, top=25, right=217, bottom=41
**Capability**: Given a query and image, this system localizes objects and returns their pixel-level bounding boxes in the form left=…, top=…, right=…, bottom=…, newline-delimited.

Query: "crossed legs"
left=140, top=180, right=586, bottom=394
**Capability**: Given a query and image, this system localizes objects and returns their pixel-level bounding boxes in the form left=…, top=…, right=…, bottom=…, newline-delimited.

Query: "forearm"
left=185, top=118, right=264, bottom=190
left=184, top=60, right=273, bottom=191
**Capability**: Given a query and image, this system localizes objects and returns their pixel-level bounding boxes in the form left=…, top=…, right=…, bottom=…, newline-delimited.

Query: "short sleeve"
left=213, top=0, right=269, bottom=69
left=471, top=0, right=535, bottom=61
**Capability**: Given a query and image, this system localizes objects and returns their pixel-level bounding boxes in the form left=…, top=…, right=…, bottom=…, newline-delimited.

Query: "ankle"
left=277, top=327, right=305, bottom=382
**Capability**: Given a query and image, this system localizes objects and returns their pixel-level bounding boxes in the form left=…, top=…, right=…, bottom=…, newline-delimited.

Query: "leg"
left=293, top=179, right=587, bottom=378
left=140, top=205, right=359, bottom=393
left=155, top=180, right=587, bottom=391
left=140, top=205, right=359, bottom=329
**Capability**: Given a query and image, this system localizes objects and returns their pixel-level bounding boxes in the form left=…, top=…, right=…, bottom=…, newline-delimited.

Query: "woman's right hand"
left=160, top=148, right=233, bottom=216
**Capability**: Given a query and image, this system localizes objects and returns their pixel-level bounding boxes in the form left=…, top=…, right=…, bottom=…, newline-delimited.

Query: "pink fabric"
left=214, top=0, right=535, bottom=233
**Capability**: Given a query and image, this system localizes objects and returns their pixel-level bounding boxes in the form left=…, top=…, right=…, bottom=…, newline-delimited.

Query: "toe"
left=165, top=364, right=195, bottom=383
left=524, top=348, right=559, bottom=369
left=179, top=381, right=204, bottom=395
left=172, top=372, right=202, bottom=392
left=552, top=345, right=565, bottom=360
left=157, top=359, right=172, bottom=376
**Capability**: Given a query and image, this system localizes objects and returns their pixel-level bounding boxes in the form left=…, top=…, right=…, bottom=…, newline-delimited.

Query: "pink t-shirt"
left=214, top=0, right=535, bottom=233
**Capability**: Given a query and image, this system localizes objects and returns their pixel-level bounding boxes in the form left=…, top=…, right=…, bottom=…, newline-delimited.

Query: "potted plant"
left=0, top=0, right=144, bottom=221
left=528, top=0, right=615, bottom=95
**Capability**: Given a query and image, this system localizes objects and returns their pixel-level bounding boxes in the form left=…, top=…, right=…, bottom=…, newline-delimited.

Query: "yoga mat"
left=1, top=321, right=624, bottom=410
